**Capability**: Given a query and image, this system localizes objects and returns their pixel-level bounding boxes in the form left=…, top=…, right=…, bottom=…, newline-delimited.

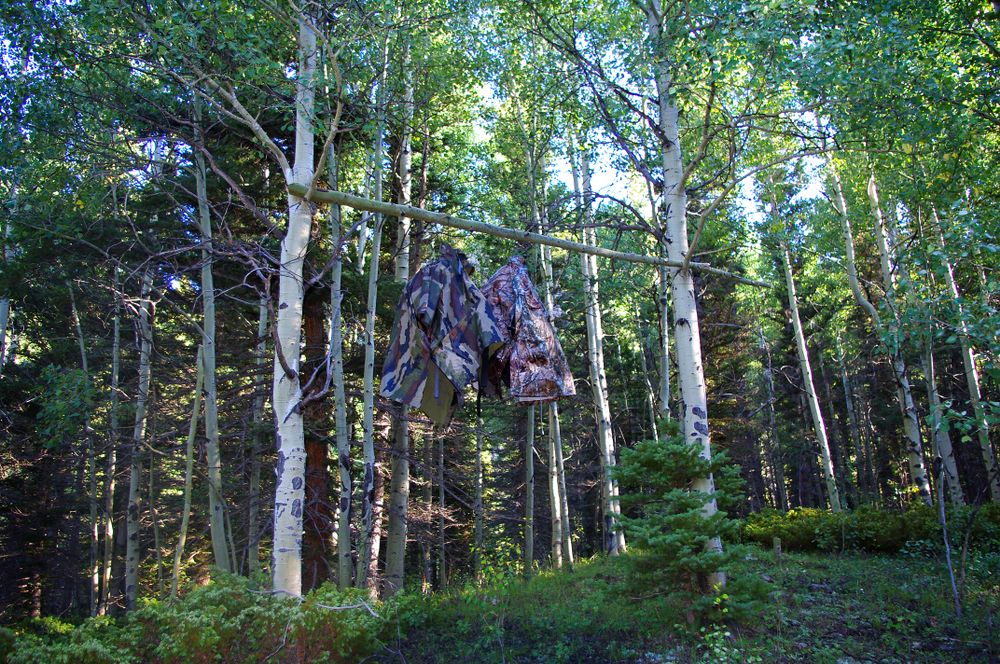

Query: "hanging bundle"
left=380, top=244, right=503, bottom=427
left=480, top=255, right=575, bottom=403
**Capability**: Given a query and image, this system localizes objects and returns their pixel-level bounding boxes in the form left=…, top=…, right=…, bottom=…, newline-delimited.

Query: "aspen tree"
left=930, top=208, right=1000, bottom=501
left=825, top=153, right=932, bottom=505
left=644, top=0, right=723, bottom=586
left=98, top=266, right=122, bottom=615
left=579, top=144, right=625, bottom=554
left=271, top=13, right=318, bottom=597
left=328, top=143, right=353, bottom=589
left=193, top=97, right=230, bottom=572
left=247, top=298, right=267, bottom=576
left=384, top=37, right=416, bottom=596
left=125, top=269, right=154, bottom=611
left=524, top=406, right=535, bottom=577
left=770, top=191, right=842, bottom=512
left=172, top=346, right=204, bottom=597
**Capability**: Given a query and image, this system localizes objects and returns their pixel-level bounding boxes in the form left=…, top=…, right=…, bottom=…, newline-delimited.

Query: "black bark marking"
left=291, top=499, right=302, bottom=518
left=693, top=421, right=709, bottom=436
left=339, top=452, right=350, bottom=470
left=677, top=318, right=689, bottom=327
left=692, top=406, right=707, bottom=419
left=276, top=451, right=285, bottom=480
left=279, top=302, right=288, bottom=310
left=292, top=476, right=303, bottom=490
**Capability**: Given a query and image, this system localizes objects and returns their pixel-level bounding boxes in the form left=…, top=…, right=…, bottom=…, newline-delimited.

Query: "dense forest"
left=1, top=0, right=999, bottom=661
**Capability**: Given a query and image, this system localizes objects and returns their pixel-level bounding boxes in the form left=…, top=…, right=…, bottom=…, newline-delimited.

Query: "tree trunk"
left=172, top=346, right=204, bottom=597
left=149, top=449, right=164, bottom=598
left=771, top=185, right=841, bottom=512
left=247, top=297, right=268, bottom=576
left=473, top=415, right=484, bottom=581
left=68, top=283, right=99, bottom=614
left=759, top=326, right=787, bottom=511
left=327, top=144, right=353, bottom=590
left=193, top=99, right=231, bottom=572
left=828, top=159, right=931, bottom=504
left=358, top=32, right=390, bottom=272
left=524, top=406, right=535, bottom=577
left=302, top=288, right=332, bottom=592
left=548, top=406, right=564, bottom=568
left=271, top=15, right=317, bottom=598
left=437, top=431, right=447, bottom=587
left=930, top=208, right=1000, bottom=501
left=384, top=46, right=415, bottom=595
left=125, top=269, right=154, bottom=611
left=922, top=345, right=965, bottom=504
left=646, top=0, right=722, bottom=586
left=98, top=268, right=122, bottom=615
left=579, top=145, right=626, bottom=554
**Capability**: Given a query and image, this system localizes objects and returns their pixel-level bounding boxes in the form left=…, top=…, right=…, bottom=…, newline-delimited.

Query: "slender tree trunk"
left=172, top=347, right=204, bottom=597
left=302, top=289, right=332, bottom=592
left=548, top=406, right=563, bottom=568
left=554, top=411, right=573, bottom=567
left=818, top=356, right=854, bottom=506
left=327, top=146, right=353, bottom=590
left=98, top=268, right=122, bottom=615
left=828, top=159, right=931, bottom=504
left=356, top=215, right=384, bottom=592
left=579, top=146, right=626, bottom=554
left=422, top=433, right=433, bottom=592
left=922, top=345, right=965, bottom=504
left=358, top=31, right=390, bottom=272
left=760, top=327, right=787, bottom=511
left=930, top=208, right=1000, bottom=501
left=636, top=310, right=660, bottom=442
left=149, top=450, right=164, bottom=598
left=68, top=283, right=99, bottom=614
left=271, top=16, right=317, bottom=598
left=437, top=431, right=447, bottom=587
left=384, top=47, right=415, bottom=596
left=524, top=406, right=535, bottom=577
left=125, top=269, right=154, bottom=611
left=247, top=298, right=268, bottom=576
left=0, top=207, right=12, bottom=373
left=771, top=186, right=841, bottom=512
left=473, top=415, right=484, bottom=581
left=646, top=0, right=722, bottom=586
left=193, top=99, right=231, bottom=572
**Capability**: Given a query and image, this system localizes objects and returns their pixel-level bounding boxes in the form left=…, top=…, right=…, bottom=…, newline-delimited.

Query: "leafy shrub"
left=742, top=503, right=1000, bottom=554
left=3, top=574, right=387, bottom=664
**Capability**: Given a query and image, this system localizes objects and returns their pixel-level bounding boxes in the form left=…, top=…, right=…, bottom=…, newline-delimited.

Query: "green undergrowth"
left=3, top=544, right=997, bottom=663
left=743, top=503, right=1000, bottom=554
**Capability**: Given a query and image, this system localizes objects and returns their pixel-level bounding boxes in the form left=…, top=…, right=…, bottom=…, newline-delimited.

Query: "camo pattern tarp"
left=480, top=255, right=575, bottom=403
left=380, top=244, right=503, bottom=427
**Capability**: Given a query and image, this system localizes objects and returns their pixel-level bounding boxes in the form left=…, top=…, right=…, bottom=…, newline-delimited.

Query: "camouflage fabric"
left=480, top=255, right=576, bottom=403
left=380, top=244, right=503, bottom=427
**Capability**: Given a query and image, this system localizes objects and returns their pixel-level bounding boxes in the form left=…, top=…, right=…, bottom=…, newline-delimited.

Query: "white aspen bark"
left=777, top=231, right=842, bottom=512
left=547, top=406, right=563, bottom=568
left=149, top=449, right=164, bottom=598
left=930, top=208, right=1000, bottom=501
left=193, top=99, right=231, bottom=572
left=828, top=159, right=932, bottom=504
left=247, top=297, right=268, bottom=576
left=384, top=46, right=415, bottom=595
left=68, top=283, right=99, bottom=614
left=524, top=406, right=535, bottom=577
left=554, top=412, right=573, bottom=566
left=922, top=347, right=965, bottom=504
left=355, top=211, right=385, bottom=591
left=125, top=269, right=154, bottom=611
left=326, top=147, right=352, bottom=590
left=172, top=346, right=204, bottom=597
left=358, top=33, right=390, bottom=271
left=422, top=435, right=433, bottom=592
left=579, top=146, right=626, bottom=555
left=657, top=261, right=672, bottom=420
left=646, top=0, right=722, bottom=586
left=271, top=16, right=317, bottom=598
left=98, top=267, right=121, bottom=615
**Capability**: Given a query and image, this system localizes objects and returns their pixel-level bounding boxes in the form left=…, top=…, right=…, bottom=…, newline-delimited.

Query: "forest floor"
left=382, top=544, right=999, bottom=663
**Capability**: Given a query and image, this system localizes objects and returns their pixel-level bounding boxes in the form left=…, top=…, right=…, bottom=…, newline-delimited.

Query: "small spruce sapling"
left=613, top=425, right=761, bottom=626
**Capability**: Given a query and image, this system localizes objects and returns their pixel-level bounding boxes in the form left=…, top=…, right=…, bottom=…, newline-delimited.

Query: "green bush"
left=3, top=574, right=387, bottom=664
left=742, top=503, right=1000, bottom=554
